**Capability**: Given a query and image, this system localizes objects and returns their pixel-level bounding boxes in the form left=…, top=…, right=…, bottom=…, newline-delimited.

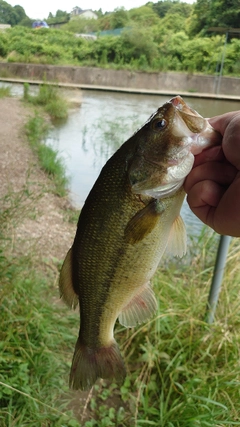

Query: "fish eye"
left=152, top=118, right=167, bottom=131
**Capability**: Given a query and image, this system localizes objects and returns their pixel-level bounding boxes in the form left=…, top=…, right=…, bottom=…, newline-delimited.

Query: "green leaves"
left=0, top=0, right=27, bottom=26
left=190, top=0, right=240, bottom=35
left=0, top=5, right=239, bottom=76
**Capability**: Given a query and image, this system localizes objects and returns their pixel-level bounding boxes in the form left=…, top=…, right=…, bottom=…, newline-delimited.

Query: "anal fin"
left=118, top=283, right=158, bottom=327
left=165, top=215, right=187, bottom=257
left=59, top=248, right=79, bottom=309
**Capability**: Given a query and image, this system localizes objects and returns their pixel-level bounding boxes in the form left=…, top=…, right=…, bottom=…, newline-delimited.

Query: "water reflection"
left=81, top=112, right=140, bottom=168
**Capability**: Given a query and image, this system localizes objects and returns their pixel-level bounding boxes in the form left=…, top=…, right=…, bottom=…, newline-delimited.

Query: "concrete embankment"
left=0, top=62, right=240, bottom=100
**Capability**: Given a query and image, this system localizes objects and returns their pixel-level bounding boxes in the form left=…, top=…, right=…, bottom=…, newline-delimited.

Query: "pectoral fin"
left=165, top=215, right=187, bottom=257
left=118, top=283, right=158, bottom=327
left=59, top=248, right=79, bottom=309
left=124, top=200, right=164, bottom=244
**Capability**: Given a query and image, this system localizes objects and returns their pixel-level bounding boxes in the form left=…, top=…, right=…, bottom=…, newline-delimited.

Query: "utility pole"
left=206, top=235, right=231, bottom=324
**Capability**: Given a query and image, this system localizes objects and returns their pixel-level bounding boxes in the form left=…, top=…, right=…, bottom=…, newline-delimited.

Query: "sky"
left=7, top=0, right=195, bottom=20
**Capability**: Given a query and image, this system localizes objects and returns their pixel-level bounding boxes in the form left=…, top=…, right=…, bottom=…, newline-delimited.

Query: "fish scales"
left=72, top=139, right=164, bottom=343
left=59, top=96, right=221, bottom=390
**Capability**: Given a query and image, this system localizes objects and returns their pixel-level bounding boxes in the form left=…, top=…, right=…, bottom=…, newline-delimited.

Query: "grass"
left=0, top=86, right=11, bottom=98
left=0, top=188, right=79, bottom=427
left=0, top=267, right=80, bottom=426
left=23, top=83, right=69, bottom=197
left=24, top=113, right=69, bottom=197
left=23, top=82, right=68, bottom=123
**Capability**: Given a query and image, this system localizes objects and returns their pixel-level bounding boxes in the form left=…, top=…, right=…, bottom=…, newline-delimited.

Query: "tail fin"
left=69, top=338, right=126, bottom=390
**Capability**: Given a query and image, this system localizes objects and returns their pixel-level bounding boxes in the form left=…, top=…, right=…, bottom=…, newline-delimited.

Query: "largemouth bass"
left=59, top=96, right=220, bottom=390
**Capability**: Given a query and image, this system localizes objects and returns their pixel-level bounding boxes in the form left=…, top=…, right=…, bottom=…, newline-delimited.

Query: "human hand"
left=184, top=111, right=240, bottom=237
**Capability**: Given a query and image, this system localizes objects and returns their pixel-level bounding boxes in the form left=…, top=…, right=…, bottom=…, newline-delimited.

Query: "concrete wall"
left=0, top=62, right=239, bottom=96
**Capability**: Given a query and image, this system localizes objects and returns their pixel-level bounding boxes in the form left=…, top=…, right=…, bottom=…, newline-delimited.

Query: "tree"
left=187, top=0, right=210, bottom=35
left=111, top=8, right=129, bottom=29
left=46, top=9, right=70, bottom=25
left=160, top=12, right=187, bottom=32
left=56, top=10, right=68, bottom=18
left=209, top=0, right=240, bottom=27
left=120, top=26, right=158, bottom=64
left=152, top=0, right=174, bottom=18
left=18, top=16, right=32, bottom=27
left=0, top=0, right=17, bottom=25
left=13, top=5, right=26, bottom=22
left=129, top=5, right=160, bottom=26
left=189, top=0, right=240, bottom=36
left=0, top=0, right=28, bottom=25
left=96, top=9, right=103, bottom=17
left=152, top=0, right=192, bottom=19
left=168, top=1, right=192, bottom=17
left=63, top=17, right=99, bottom=33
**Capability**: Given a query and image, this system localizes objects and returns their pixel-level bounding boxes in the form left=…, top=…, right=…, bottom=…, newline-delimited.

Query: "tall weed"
left=0, top=86, right=11, bottom=98
left=24, top=83, right=68, bottom=122
left=25, top=114, right=69, bottom=197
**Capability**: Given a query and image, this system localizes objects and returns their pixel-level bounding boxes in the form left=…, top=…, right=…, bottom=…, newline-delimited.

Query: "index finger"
left=209, top=111, right=240, bottom=136
left=193, top=145, right=224, bottom=168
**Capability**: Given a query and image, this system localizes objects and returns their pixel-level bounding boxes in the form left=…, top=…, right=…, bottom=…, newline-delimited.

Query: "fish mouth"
left=170, top=95, right=206, bottom=133
left=170, top=95, right=203, bottom=123
left=170, top=95, right=222, bottom=154
left=170, top=95, right=201, bottom=116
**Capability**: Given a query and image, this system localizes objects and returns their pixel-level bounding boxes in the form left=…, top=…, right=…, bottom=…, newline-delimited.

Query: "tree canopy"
left=190, top=0, right=240, bottom=35
left=0, top=0, right=28, bottom=25
left=0, top=0, right=239, bottom=32
left=0, top=0, right=239, bottom=76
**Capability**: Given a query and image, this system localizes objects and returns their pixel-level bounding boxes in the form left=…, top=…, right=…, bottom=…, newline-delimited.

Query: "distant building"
left=71, top=7, right=98, bottom=20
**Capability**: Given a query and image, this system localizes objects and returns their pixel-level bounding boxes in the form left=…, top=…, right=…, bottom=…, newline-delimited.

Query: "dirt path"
left=0, top=97, right=76, bottom=263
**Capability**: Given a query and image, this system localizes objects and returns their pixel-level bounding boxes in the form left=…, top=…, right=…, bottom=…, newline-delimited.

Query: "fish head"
left=128, top=96, right=221, bottom=199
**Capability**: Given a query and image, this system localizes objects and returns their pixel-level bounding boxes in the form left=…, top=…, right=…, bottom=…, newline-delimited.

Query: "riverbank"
left=1, top=76, right=240, bottom=101
left=0, top=63, right=240, bottom=100
left=0, top=97, right=75, bottom=264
